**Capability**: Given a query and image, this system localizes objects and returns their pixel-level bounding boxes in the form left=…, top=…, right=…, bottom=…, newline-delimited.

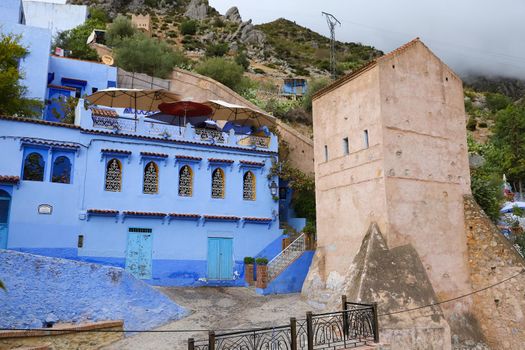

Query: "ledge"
left=0, top=320, right=124, bottom=339
left=122, top=211, right=166, bottom=223
left=203, top=215, right=240, bottom=227
left=101, top=149, right=132, bottom=155
left=239, top=160, right=265, bottom=167
left=20, top=138, right=80, bottom=151
left=208, top=158, right=234, bottom=164
left=86, top=209, right=119, bottom=222
left=242, top=216, right=274, bottom=229
left=140, top=151, right=168, bottom=158
left=0, top=175, right=20, bottom=185
left=168, top=213, right=201, bottom=225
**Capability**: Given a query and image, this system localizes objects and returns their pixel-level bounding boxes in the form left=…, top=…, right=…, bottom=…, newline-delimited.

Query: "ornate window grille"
left=143, top=161, right=159, bottom=194
left=178, top=165, right=193, bottom=197
left=105, top=158, right=122, bottom=192
left=243, top=171, right=256, bottom=200
left=211, top=168, right=225, bottom=199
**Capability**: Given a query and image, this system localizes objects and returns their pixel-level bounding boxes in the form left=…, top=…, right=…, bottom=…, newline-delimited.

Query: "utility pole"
left=322, top=11, right=341, bottom=80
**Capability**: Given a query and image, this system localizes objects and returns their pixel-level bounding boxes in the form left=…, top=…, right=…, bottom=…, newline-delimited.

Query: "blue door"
left=125, top=230, right=153, bottom=279
left=207, top=238, right=233, bottom=280
left=0, top=190, right=11, bottom=249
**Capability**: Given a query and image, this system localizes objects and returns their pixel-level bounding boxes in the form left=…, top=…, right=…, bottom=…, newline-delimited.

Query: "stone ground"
left=103, top=287, right=320, bottom=350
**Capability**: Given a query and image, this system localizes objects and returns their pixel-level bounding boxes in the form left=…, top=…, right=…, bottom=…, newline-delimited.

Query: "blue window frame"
left=51, top=154, right=73, bottom=184
left=22, top=151, right=46, bottom=182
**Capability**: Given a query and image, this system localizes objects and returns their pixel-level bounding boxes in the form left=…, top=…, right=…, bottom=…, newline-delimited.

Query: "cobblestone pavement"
left=103, top=287, right=319, bottom=350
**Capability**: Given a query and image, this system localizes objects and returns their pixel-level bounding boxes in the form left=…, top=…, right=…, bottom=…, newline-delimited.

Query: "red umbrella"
left=158, top=101, right=212, bottom=118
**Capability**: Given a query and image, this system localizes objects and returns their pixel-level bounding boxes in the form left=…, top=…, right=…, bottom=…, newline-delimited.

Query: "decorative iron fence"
left=188, top=297, right=379, bottom=350
left=143, top=120, right=183, bottom=138
left=267, top=233, right=305, bottom=280
left=237, top=135, right=271, bottom=148
left=92, top=115, right=137, bottom=133
left=196, top=129, right=226, bottom=144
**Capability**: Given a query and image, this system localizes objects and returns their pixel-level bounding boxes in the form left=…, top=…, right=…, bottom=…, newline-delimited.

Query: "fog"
left=209, top=0, right=525, bottom=80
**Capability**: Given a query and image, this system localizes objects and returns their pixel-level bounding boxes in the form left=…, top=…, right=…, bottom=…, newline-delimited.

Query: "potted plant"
left=243, top=257, right=255, bottom=286
left=255, top=257, right=269, bottom=289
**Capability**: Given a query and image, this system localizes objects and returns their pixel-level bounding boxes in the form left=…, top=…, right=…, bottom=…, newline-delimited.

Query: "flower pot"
left=244, top=263, right=254, bottom=286
left=256, top=264, right=268, bottom=289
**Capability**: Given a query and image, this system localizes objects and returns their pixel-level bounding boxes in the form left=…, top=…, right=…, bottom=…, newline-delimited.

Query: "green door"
left=125, top=230, right=153, bottom=279
left=207, top=238, right=233, bottom=280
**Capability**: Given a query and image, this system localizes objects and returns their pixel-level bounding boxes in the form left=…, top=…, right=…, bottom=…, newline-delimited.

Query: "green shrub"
left=180, top=20, right=198, bottom=35
left=234, top=51, right=249, bottom=70
left=213, top=17, right=225, bottom=27
left=486, top=92, right=511, bottom=113
left=243, top=257, right=255, bottom=264
left=255, top=257, right=268, bottom=265
left=253, top=68, right=265, bottom=75
left=88, top=7, right=109, bottom=24
left=470, top=168, right=503, bottom=222
left=106, top=15, right=136, bottom=46
left=467, top=116, right=477, bottom=131
left=303, top=221, right=316, bottom=235
left=478, top=121, right=488, bottom=128
left=205, top=42, right=229, bottom=57
left=195, top=57, right=245, bottom=91
left=53, top=18, right=104, bottom=61
left=114, top=33, right=188, bottom=78
left=302, top=78, right=331, bottom=112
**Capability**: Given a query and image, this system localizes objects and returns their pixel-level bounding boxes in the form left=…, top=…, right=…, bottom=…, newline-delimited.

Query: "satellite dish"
left=102, top=55, right=114, bottom=66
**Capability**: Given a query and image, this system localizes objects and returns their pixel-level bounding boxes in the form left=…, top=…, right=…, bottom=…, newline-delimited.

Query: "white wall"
left=22, top=1, right=87, bottom=37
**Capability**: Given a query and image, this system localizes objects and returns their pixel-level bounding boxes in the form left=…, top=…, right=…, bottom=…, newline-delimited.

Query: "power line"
left=379, top=268, right=525, bottom=317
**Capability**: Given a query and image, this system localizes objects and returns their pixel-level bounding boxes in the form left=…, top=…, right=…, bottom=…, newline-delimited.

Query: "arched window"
left=211, top=168, right=225, bottom=199
left=105, top=158, right=122, bottom=192
left=23, top=152, right=45, bottom=181
left=51, top=156, right=72, bottom=184
left=243, top=171, right=256, bottom=201
left=143, top=161, right=159, bottom=194
left=178, top=165, right=193, bottom=197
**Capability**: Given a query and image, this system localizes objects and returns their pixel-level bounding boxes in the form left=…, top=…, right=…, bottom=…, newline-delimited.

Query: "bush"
left=106, top=15, right=136, bottom=46
left=243, top=257, right=255, bottom=264
left=205, top=42, right=229, bottom=57
left=195, top=57, right=245, bottom=91
left=302, top=78, right=331, bottom=112
left=114, top=33, right=188, bottom=78
left=180, top=20, right=198, bottom=35
left=234, top=51, right=249, bottom=70
left=478, top=121, right=488, bottom=128
left=486, top=92, right=511, bottom=113
left=467, top=116, right=477, bottom=131
left=88, top=7, right=109, bottom=23
left=255, top=257, right=268, bottom=265
left=213, top=17, right=225, bottom=27
left=253, top=68, right=265, bottom=75
left=54, top=18, right=104, bottom=61
left=470, top=168, right=504, bottom=222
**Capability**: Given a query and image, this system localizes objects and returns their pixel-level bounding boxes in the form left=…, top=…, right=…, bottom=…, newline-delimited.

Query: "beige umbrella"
left=86, top=88, right=181, bottom=117
left=203, top=100, right=276, bottom=128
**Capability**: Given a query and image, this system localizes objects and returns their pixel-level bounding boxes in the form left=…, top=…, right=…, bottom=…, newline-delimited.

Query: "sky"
left=209, top=0, right=525, bottom=79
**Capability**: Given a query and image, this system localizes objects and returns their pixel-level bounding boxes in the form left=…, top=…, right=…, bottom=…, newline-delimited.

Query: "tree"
left=106, top=15, right=136, bottom=47
left=114, top=33, right=188, bottom=78
left=0, top=32, right=43, bottom=117
left=490, top=105, right=525, bottom=192
left=205, top=42, right=229, bottom=57
left=470, top=168, right=503, bottom=222
left=301, top=78, right=331, bottom=112
left=54, top=18, right=105, bottom=61
left=180, top=20, right=198, bottom=35
left=235, top=51, right=249, bottom=70
left=195, top=57, right=245, bottom=92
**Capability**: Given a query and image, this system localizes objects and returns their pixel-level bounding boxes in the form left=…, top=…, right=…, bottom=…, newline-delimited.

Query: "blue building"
left=0, top=0, right=117, bottom=121
left=0, top=104, right=284, bottom=286
left=282, top=78, right=308, bottom=97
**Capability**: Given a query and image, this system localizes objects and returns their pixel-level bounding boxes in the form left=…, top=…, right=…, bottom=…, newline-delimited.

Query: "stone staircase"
left=267, top=233, right=306, bottom=281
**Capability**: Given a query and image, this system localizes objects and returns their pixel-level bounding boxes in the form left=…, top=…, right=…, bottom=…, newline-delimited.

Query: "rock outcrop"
left=184, top=0, right=208, bottom=20
left=225, top=6, right=242, bottom=23
left=227, top=19, right=265, bottom=46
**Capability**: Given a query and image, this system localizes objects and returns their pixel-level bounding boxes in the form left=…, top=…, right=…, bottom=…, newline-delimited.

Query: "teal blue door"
left=125, top=230, right=153, bottom=279
left=207, top=238, right=233, bottom=280
left=0, top=190, right=11, bottom=249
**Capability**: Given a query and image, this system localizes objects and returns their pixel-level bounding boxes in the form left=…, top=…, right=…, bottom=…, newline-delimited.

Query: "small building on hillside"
left=0, top=104, right=283, bottom=286
left=281, top=78, right=307, bottom=98
left=131, top=14, right=151, bottom=35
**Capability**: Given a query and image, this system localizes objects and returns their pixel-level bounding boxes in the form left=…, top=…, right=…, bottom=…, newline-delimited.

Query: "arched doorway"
left=0, top=190, right=11, bottom=249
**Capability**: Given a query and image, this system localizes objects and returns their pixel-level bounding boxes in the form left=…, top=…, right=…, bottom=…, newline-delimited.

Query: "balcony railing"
left=195, top=128, right=226, bottom=144
left=92, top=115, right=137, bottom=133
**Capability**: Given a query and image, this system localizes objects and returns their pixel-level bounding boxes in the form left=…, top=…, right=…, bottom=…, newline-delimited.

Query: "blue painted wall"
left=0, top=0, right=24, bottom=25
left=0, top=112, right=282, bottom=286
left=256, top=250, right=315, bottom=295
left=0, top=250, right=186, bottom=330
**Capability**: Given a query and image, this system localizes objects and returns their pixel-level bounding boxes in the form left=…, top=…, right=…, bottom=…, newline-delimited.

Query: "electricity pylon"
left=322, top=11, right=341, bottom=80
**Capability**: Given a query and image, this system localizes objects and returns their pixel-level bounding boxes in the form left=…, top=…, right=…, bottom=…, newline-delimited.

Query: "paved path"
left=103, top=287, right=320, bottom=350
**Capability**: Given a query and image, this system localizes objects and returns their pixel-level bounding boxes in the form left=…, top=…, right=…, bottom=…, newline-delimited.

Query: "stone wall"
left=0, top=321, right=123, bottom=350
left=0, top=250, right=186, bottom=330
left=464, top=195, right=525, bottom=349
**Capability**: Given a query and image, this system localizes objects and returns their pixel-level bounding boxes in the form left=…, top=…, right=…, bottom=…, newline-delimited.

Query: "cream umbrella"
left=203, top=100, right=276, bottom=128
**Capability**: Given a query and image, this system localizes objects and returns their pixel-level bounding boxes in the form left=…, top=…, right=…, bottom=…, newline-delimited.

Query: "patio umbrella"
left=153, top=101, right=213, bottom=126
left=203, top=100, right=276, bottom=128
left=86, top=88, right=181, bottom=121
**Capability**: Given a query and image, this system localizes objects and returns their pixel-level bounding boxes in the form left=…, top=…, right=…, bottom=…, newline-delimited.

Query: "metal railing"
left=237, top=135, right=271, bottom=148
left=267, top=233, right=305, bottom=281
left=143, top=120, right=183, bottom=138
left=92, top=115, right=137, bottom=133
left=188, top=297, right=378, bottom=350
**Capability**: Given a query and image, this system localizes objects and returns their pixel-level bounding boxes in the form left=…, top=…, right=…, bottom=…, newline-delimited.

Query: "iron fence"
left=188, top=297, right=378, bottom=350
left=92, top=115, right=137, bottom=133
